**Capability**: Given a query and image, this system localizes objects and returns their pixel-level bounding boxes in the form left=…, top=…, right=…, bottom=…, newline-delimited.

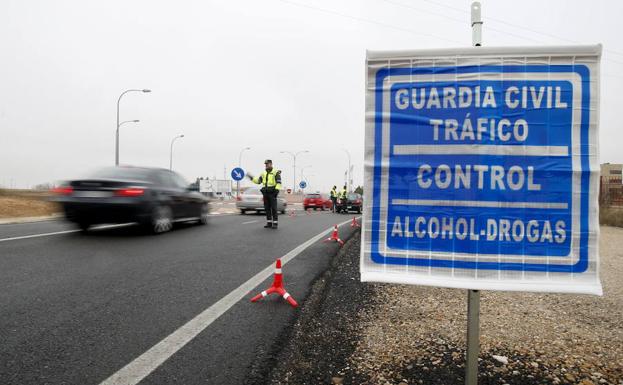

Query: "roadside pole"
left=466, top=3, right=482, bottom=385
left=466, top=289, right=480, bottom=385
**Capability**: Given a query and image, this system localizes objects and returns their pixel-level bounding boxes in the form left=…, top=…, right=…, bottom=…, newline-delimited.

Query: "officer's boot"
left=264, top=220, right=272, bottom=228
left=272, top=220, right=278, bottom=229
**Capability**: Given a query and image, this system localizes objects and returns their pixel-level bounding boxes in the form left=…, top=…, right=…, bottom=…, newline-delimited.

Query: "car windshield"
left=347, top=193, right=359, bottom=200
left=88, top=167, right=154, bottom=182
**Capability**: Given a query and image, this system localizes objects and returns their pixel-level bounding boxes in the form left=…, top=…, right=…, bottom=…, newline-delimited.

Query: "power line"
left=275, top=0, right=463, bottom=44
left=275, top=0, right=623, bottom=70
left=378, top=0, right=623, bottom=66
left=418, top=0, right=623, bottom=58
left=379, top=0, right=542, bottom=44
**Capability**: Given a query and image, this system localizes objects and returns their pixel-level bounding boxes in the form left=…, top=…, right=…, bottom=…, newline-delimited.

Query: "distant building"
left=600, top=163, right=623, bottom=206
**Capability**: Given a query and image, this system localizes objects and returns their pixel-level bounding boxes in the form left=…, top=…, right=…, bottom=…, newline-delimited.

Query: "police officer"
left=330, top=186, right=338, bottom=213
left=339, top=185, right=348, bottom=214
left=248, top=159, right=282, bottom=228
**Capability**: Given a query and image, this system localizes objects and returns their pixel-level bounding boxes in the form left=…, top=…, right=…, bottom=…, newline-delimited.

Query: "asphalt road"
left=0, top=208, right=360, bottom=385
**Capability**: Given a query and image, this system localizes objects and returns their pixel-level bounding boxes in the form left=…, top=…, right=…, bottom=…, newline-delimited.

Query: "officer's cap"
left=264, top=159, right=272, bottom=164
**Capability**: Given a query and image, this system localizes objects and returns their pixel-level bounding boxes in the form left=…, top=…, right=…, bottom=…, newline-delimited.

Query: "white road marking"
left=0, top=214, right=62, bottom=225
left=99, top=218, right=356, bottom=385
left=208, top=212, right=236, bottom=216
left=0, top=213, right=242, bottom=243
left=241, top=220, right=258, bottom=225
left=0, top=223, right=133, bottom=243
left=0, top=229, right=80, bottom=242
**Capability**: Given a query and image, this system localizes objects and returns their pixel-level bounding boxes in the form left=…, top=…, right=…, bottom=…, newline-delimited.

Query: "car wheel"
left=357, top=208, right=362, bottom=214
left=198, top=203, right=209, bottom=225
left=150, top=205, right=173, bottom=234
left=240, top=209, right=246, bottom=215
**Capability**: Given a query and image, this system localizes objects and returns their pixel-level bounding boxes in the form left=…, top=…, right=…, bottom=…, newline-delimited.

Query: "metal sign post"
left=471, top=1, right=482, bottom=47
left=466, top=289, right=480, bottom=385
left=466, top=3, right=482, bottom=385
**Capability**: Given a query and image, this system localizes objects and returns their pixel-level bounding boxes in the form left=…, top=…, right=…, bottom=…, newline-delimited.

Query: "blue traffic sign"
left=362, top=46, right=602, bottom=295
left=231, top=167, right=245, bottom=181
left=299, top=181, right=307, bottom=189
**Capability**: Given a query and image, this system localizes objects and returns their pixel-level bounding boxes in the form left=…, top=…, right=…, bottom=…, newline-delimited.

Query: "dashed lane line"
left=98, top=218, right=356, bottom=385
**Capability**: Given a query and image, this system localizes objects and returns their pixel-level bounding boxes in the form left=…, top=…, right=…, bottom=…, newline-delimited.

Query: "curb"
left=0, top=214, right=62, bottom=225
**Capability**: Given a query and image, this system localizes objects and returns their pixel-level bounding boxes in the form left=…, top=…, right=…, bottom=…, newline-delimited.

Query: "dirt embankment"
left=0, top=189, right=59, bottom=219
left=600, top=206, right=623, bottom=228
left=261, top=227, right=623, bottom=385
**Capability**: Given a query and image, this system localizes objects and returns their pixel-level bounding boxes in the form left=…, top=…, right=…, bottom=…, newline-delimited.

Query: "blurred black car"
left=51, top=166, right=209, bottom=233
left=336, top=193, right=363, bottom=214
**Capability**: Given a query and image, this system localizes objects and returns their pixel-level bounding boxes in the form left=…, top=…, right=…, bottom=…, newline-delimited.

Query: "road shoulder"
left=0, top=214, right=62, bottom=225
left=245, top=229, right=376, bottom=385
left=254, top=227, right=623, bottom=385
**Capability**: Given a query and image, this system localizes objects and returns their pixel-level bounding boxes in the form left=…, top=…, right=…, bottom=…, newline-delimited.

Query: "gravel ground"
left=350, top=225, right=623, bottom=385
left=261, top=226, right=623, bottom=385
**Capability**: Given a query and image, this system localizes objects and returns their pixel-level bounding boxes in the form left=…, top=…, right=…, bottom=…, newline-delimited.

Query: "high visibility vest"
left=252, top=169, right=282, bottom=190
left=330, top=188, right=337, bottom=198
left=340, top=189, right=347, bottom=199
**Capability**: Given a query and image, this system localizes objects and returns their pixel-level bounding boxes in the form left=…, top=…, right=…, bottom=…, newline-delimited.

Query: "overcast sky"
left=1, top=0, right=621, bottom=192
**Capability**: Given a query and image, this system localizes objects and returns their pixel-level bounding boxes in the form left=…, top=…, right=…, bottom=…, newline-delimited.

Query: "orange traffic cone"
left=351, top=217, right=361, bottom=228
left=250, top=259, right=298, bottom=308
left=324, top=225, right=344, bottom=246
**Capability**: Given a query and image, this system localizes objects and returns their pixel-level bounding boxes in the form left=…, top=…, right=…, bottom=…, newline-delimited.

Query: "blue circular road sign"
left=299, top=180, right=307, bottom=189
left=231, top=167, right=245, bottom=181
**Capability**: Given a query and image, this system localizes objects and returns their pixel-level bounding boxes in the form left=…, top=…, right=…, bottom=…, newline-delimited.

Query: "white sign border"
left=361, top=46, right=601, bottom=295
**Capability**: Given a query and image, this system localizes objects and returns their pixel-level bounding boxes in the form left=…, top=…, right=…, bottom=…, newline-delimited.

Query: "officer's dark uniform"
left=330, top=186, right=338, bottom=213
left=250, top=160, right=282, bottom=228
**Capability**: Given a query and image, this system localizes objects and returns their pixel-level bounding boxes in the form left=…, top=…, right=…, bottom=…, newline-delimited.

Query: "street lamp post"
left=342, top=148, right=352, bottom=192
left=280, top=150, right=309, bottom=193
left=119, top=119, right=140, bottom=127
left=237, top=147, right=251, bottom=197
left=115, top=120, right=140, bottom=164
left=170, top=134, right=185, bottom=170
left=116, top=89, right=151, bottom=165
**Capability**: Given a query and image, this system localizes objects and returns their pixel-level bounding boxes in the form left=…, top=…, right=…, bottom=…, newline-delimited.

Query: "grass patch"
left=0, top=189, right=59, bottom=218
